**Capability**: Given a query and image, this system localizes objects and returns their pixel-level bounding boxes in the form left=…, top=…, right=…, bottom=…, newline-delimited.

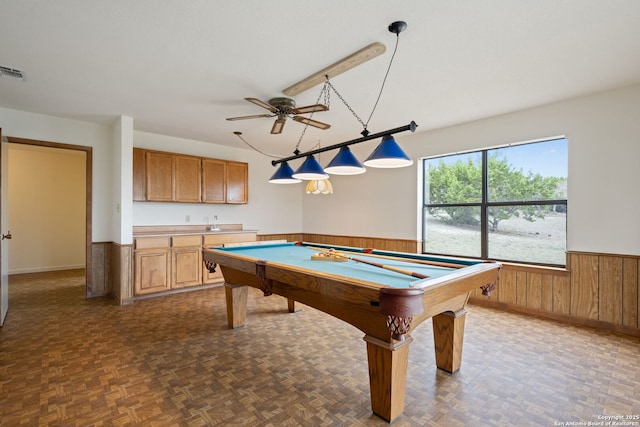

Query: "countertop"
left=133, top=224, right=257, bottom=238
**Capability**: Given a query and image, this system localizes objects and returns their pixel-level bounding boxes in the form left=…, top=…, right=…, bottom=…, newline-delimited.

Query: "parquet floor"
left=1, top=270, right=639, bottom=427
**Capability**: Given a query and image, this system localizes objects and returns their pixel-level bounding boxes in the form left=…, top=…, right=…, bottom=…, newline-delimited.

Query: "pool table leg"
left=224, top=283, right=247, bottom=328
left=363, top=335, right=414, bottom=422
left=287, top=298, right=300, bottom=313
left=432, top=309, right=467, bottom=373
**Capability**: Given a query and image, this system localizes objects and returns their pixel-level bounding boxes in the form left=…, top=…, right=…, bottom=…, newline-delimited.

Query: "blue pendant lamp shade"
left=324, top=146, right=366, bottom=175
left=292, top=155, right=329, bottom=180
left=363, top=135, right=413, bottom=168
left=268, top=161, right=301, bottom=184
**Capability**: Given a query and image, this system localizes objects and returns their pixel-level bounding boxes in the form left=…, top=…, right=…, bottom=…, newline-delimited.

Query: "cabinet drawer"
left=172, top=235, right=203, bottom=247
left=203, top=232, right=257, bottom=246
left=135, top=237, right=170, bottom=250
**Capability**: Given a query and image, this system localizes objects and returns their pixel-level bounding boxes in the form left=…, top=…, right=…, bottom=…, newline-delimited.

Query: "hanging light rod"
left=271, top=121, right=418, bottom=166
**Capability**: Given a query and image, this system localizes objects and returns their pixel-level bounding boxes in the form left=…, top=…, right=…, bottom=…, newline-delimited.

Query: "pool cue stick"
left=304, top=244, right=463, bottom=269
left=308, top=247, right=430, bottom=279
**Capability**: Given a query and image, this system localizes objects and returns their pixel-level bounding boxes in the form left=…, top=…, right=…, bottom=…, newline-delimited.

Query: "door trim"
left=5, top=136, right=93, bottom=295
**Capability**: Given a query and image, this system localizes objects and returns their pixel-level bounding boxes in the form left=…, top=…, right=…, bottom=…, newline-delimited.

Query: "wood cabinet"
left=202, top=158, right=226, bottom=203
left=133, top=148, right=248, bottom=204
left=174, top=155, right=202, bottom=203
left=133, top=148, right=146, bottom=201
left=226, top=161, right=248, bottom=204
left=145, top=151, right=174, bottom=201
left=134, top=237, right=171, bottom=295
left=202, top=244, right=225, bottom=284
left=171, top=235, right=202, bottom=288
left=133, top=230, right=258, bottom=297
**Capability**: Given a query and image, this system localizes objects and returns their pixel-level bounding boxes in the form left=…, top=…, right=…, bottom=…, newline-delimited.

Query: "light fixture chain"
left=325, top=78, right=367, bottom=131
left=293, top=80, right=331, bottom=154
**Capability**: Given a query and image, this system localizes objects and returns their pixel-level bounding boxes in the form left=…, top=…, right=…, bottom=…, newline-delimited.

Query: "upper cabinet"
left=174, top=155, right=202, bottom=203
left=133, top=148, right=248, bottom=204
left=146, top=151, right=174, bottom=201
left=202, top=158, right=226, bottom=203
left=133, top=148, right=146, bottom=201
left=225, top=161, right=248, bottom=204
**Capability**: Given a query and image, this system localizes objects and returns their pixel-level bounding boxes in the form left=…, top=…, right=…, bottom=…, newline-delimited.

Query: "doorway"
left=5, top=136, right=93, bottom=296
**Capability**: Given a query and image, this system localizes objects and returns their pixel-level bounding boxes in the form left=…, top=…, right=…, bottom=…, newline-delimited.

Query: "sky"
left=493, top=138, right=568, bottom=178
left=426, top=138, right=568, bottom=178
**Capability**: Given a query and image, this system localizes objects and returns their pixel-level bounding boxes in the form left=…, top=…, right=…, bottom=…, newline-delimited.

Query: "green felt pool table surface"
left=215, top=242, right=479, bottom=288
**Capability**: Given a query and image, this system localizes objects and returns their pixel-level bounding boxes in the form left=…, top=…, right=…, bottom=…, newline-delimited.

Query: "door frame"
left=5, top=136, right=93, bottom=295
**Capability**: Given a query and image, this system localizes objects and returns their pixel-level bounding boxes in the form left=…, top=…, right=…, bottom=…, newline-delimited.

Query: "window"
left=423, top=138, right=567, bottom=266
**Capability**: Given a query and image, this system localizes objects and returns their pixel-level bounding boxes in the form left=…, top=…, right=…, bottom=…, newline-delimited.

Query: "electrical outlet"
left=214, top=214, right=218, bottom=221
left=185, top=215, right=191, bottom=223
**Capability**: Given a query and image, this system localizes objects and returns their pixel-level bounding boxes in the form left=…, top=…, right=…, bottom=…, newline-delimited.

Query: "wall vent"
left=0, top=66, right=24, bottom=80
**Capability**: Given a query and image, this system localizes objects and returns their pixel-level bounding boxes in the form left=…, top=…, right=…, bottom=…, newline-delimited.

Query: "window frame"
left=422, top=139, right=567, bottom=267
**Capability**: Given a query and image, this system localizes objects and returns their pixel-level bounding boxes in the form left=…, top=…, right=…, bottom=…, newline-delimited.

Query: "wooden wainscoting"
left=301, top=233, right=421, bottom=253
left=88, top=242, right=112, bottom=297
left=112, top=242, right=133, bottom=305
left=258, top=233, right=304, bottom=243
left=470, top=251, right=639, bottom=337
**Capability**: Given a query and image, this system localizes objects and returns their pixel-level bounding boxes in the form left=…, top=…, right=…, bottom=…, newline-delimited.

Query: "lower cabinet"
left=134, top=237, right=171, bottom=295
left=171, top=235, right=202, bottom=289
left=133, top=231, right=258, bottom=297
left=202, top=244, right=225, bottom=284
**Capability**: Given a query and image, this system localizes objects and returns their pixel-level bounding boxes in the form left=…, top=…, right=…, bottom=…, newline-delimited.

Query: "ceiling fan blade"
left=245, top=97, right=278, bottom=112
left=271, top=118, right=286, bottom=134
left=292, top=116, right=331, bottom=130
left=226, top=114, right=273, bottom=121
left=282, top=42, right=386, bottom=96
left=290, top=104, right=329, bottom=114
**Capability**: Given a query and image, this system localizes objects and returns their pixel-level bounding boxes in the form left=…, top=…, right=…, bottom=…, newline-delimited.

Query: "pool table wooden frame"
left=202, top=243, right=500, bottom=422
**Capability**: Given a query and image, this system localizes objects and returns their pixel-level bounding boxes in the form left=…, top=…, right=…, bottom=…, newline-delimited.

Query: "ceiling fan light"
left=324, top=146, right=366, bottom=175
left=363, top=135, right=414, bottom=168
left=305, top=179, right=333, bottom=195
left=292, top=155, right=329, bottom=180
left=269, top=162, right=301, bottom=184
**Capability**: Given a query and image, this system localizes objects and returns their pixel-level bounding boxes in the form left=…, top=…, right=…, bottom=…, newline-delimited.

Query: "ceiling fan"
left=226, top=97, right=330, bottom=134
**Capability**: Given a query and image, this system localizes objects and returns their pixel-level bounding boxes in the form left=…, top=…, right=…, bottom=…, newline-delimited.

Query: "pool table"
left=202, top=241, right=500, bottom=422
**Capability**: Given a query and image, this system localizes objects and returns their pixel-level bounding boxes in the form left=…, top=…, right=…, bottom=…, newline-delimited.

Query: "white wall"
left=8, top=144, right=85, bottom=273
left=0, top=107, right=115, bottom=242
left=133, top=131, right=303, bottom=234
left=3, top=83, right=639, bottom=259
left=302, top=84, right=640, bottom=256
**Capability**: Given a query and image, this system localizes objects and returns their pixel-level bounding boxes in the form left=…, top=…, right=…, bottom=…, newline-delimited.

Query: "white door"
left=0, top=130, right=9, bottom=325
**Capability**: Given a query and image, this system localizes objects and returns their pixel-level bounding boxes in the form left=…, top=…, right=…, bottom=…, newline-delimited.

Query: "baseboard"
left=9, top=265, right=86, bottom=275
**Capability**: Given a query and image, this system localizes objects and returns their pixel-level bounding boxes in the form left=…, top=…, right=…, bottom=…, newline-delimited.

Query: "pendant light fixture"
left=305, top=178, right=333, bottom=194
left=324, top=146, right=366, bottom=175
left=266, top=20, right=416, bottom=184
left=268, top=161, right=301, bottom=183
left=363, top=135, right=413, bottom=168
left=272, top=121, right=417, bottom=176
left=292, top=155, right=329, bottom=180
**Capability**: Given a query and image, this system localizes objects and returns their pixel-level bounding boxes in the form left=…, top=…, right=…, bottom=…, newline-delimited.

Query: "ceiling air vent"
left=0, top=66, right=24, bottom=80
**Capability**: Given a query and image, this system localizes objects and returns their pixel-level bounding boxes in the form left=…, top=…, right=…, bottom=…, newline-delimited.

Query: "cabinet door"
left=226, top=161, right=248, bottom=204
left=146, top=151, right=174, bottom=201
left=174, top=155, right=201, bottom=203
left=202, top=158, right=226, bottom=203
left=202, top=244, right=225, bottom=284
left=134, top=249, right=171, bottom=295
left=132, top=148, right=146, bottom=201
left=172, top=247, right=202, bottom=288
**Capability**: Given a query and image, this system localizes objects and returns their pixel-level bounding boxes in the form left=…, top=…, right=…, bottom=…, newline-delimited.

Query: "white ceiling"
left=2, top=1, right=640, bottom=157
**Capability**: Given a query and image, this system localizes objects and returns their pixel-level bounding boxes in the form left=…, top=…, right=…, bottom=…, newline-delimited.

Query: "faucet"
left=210, top=214, right=221, bottom=232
